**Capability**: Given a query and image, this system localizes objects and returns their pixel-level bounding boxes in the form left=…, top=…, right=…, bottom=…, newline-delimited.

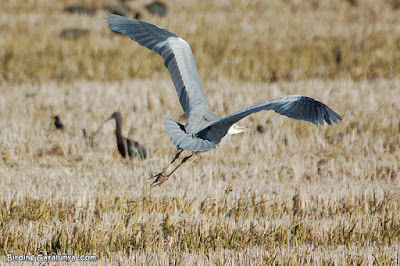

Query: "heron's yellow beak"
left=228, top=124, right=251, bottom=135
left=237, top=125, right=251, bottom=133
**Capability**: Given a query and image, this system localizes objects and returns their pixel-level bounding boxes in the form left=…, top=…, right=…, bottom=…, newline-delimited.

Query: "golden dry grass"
left=1, top=78, right=400, bottom=264
left=1, top=0, right=400, bottom=265
left=2, top=0, right=400, bottom=83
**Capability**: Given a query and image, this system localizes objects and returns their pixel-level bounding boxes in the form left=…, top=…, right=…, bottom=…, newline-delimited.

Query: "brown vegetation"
left=1, top=0, right=400, bottom=264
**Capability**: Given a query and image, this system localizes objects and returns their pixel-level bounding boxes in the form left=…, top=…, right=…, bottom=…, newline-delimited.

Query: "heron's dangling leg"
left=152, top=153, right=194, bottom=187
left=154, top=149, right=183, bottom=178
left=165, top=153, right=194, bottom=177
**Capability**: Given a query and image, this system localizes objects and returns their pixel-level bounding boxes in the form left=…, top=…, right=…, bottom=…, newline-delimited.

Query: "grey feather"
left=106, top=14, right=209, bottom=117
left=106, top=14, right=342, bottom=153
left=163, top=117, right=216, bottom=152
left=196, top=96, right=341, bottom=145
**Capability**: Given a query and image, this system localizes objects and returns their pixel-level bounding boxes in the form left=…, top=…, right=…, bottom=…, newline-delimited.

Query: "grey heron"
left=106, top=14, right=342, bottom=186
left=97, top=112, right=147, bottom=159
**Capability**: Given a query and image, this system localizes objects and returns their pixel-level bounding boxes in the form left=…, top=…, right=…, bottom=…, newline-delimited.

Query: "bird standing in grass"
left=98, top=112, right=146, bottom=160
left=106, top=14, right=342, bottom=186
left=53, top=115, right=64, bottom=130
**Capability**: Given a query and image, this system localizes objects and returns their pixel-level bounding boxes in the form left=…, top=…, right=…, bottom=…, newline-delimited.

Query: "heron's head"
left=227, top=124, right=251, bottom=135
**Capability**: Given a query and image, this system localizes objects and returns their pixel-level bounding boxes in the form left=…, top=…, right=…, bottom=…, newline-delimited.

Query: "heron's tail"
left=164, top=117, right=216, bottom=152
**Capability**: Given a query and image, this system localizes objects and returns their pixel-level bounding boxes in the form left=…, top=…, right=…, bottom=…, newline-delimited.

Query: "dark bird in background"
left=333, top=43, right=342, bottom=66
left=105, top=3, right=140, bottom=18
left=97, top=112, right=146, bottom=159
left=53, top=115, right=64, bottom=130
left=59, top=28, right=90, bottom=40
left=145, top=1, right=167, bottom=16
left=346, top=0, right=359, bottom=7
left=106, top=14, right=342, bottom=187
left=64, top=5, right=95, bottom=16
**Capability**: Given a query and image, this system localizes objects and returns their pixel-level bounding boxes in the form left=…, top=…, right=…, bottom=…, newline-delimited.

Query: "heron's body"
left=106, top=14, right=341, bottom=185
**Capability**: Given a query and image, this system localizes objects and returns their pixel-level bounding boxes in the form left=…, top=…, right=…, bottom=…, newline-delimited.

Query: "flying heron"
left=97, top=112, right=147, bottom=159
left=106, top=14, right=342, bottom=186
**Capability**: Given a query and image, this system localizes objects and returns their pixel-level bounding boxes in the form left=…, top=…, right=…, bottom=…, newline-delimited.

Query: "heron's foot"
left=151, top=172, right=170, bottom=188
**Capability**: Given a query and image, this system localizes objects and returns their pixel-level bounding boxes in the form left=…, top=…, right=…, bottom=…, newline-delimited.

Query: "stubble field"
left=1, top=0, right=400, bottom=265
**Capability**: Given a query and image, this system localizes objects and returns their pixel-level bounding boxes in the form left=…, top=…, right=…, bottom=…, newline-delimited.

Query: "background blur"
left=1, top=0, right=400, bottom=264
left=2, top=0, right=400, bottom=83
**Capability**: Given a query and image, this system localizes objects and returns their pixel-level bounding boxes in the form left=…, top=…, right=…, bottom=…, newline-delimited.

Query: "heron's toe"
left=151, top=173, right=169, bottom=188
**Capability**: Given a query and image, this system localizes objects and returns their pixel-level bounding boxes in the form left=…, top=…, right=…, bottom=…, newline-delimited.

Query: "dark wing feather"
left=197, top=95, right=341, bottom=142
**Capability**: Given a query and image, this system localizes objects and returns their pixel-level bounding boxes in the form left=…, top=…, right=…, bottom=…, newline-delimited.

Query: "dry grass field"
left=1, top=0, right=400, bottom=265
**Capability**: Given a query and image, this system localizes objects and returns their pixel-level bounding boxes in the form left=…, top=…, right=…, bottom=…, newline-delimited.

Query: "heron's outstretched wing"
left=106, top=14, right=209, bottom=115
left=196, top=95, right=342, bottom=142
